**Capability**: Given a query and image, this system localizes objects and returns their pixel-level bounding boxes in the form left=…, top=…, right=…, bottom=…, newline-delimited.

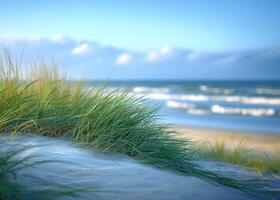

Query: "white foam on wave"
left=199, top=85, right=234, bottom=95
left=145, top=93, right=208, bottom=101
left=188, top=109, right=209, bottom=115
left=140, top=93, right=280, bottom=105
left=166, top=101, right=209, bottom=115
left=240, top=97, right=280, bottom=105
left=133, top=86, right=170, bottom=94
left=166, top=100, right=195, bottom=109
left=256, top=88, right=280, bottom=96
left=211, top=105, right=275, bottom=117
left=166, top=100, right=276, bottom=117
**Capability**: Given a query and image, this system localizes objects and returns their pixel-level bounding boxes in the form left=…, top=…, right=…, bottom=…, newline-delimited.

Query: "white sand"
left=1, top=135, right=260, bottom=200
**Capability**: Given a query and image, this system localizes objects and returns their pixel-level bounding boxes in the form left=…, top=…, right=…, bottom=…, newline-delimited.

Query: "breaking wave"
left=256, top=88, right=280, bottom=96
left=211, top=105, right=275, bottom=117
left=166, top=100, right=276, bottom=117
left=133, top=86, right=170, bottom=94
left=140, top=93, right=280, bottom=106
left=199, top=85, right=235, bottom=95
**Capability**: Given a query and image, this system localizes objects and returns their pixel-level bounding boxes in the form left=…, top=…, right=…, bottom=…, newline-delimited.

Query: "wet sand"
left=170, top=124, right=280, bottom=152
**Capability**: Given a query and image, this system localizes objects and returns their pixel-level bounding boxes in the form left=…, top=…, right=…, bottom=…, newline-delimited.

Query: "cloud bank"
left=1, top=35, right=279, bottom=80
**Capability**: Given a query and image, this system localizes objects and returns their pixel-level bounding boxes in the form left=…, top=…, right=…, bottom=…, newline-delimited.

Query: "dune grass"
left=0, top=50, right=279, bottom=199
left=197, top=139, right=280, bottom=174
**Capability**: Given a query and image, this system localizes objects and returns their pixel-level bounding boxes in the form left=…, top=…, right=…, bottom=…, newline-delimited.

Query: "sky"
left=0, top=0, right=280, bottom=80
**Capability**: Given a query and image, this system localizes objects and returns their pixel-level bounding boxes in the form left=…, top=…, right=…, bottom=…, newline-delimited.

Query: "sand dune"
left=1, top=135, right=260, bottom=200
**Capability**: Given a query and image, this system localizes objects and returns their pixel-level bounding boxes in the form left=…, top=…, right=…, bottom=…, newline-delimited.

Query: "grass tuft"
left=197, top=139, right=280, bottom=174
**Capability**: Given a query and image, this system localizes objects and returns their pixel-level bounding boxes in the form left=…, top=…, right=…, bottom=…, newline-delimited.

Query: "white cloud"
left=71, top=43, right=91, bottom=55
left=2, top=35, right=278, bottom=80
left=116, top=53, right=132, bottom=65
left=186, top=52, right=201, bottom=63
left=160, top=46, right=172, bottom=55
left=145, top=46, right=172, bottom=62
left=50, top=34, right=66, bottom=43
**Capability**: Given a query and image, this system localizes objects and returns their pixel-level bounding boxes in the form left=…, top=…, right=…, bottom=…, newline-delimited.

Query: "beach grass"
left=0, top=50, right=279, bottom=199
left=197, top=139, right=280, bottom=174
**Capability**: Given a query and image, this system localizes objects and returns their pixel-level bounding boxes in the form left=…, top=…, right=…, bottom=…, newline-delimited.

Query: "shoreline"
left=170, top=124, right=280, bottom=152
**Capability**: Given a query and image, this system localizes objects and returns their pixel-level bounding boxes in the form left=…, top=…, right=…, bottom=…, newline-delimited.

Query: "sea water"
left=85, top=80, right=280, bottom=133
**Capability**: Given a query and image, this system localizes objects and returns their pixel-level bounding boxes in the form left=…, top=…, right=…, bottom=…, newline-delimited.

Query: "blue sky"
left=1, top=0, right=280, bottom=51
left=0, top=0, right=280, bottom=80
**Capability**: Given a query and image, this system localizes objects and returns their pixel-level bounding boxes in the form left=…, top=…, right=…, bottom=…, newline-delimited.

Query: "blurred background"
left=1, top=0, right=280, bottom=133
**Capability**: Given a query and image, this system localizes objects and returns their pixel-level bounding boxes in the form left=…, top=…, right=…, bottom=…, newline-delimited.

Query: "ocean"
left=85, top=80, right=280, bottom=133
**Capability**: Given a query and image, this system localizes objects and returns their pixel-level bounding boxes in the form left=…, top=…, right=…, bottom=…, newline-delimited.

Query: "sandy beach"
left=171, top=124, right=280, bottom=153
